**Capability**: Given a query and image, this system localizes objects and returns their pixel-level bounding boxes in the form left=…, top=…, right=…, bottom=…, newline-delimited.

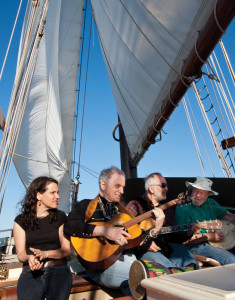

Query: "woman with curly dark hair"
left=13, top=176, right=72, bottom=300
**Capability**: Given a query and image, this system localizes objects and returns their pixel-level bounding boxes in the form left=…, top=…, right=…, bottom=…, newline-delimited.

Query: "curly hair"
left=20, top=176, right=58, bottom=229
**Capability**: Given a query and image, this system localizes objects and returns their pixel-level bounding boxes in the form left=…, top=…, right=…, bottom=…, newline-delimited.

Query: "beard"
left=192, top=198, right=206, bottom=207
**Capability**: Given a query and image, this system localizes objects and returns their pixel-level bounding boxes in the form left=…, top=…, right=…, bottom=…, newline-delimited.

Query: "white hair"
left=144, top=172, right=162, bottom=191
left=99, top=166, right=125, bottom=188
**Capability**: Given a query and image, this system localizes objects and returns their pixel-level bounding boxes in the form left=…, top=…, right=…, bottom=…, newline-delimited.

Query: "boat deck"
left=0, top=271, right=126, bottom=300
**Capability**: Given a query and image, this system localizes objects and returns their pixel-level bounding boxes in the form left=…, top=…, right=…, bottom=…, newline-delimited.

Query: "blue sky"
left=0, top=1, right=234, bottom=232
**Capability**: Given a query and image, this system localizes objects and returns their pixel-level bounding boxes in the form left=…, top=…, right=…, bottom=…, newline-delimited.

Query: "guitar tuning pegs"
left=178, top=192, right=184, bottom=199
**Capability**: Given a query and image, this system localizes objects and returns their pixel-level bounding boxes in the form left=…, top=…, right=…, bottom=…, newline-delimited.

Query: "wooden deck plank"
left=0, top=273, right=104, bottom=299
left=70, top=274, right=101, bottom=293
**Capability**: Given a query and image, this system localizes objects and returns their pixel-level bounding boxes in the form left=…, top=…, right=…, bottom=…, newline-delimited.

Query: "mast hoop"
left=112, top=122, right=121, bottom=142
left=160, top=105, right=169, bottom=122
left=152, top=122, right=161, bottom=134
left=194, top=37, right=207, bottom=64
left=180, top=72, right=191, bottom=88
left=214, top=0, right=226, bottom=34
left=168, top=92, right=178, bottom=107
left=145, top=135, right=156, bottom=145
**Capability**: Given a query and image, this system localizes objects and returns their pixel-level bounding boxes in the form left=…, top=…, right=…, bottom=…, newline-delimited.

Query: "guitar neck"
left=159, top=220, right=220, bottom=235
left=159, top=224, right=192, bottom=235
left=123, top=199, right=179, bottom=229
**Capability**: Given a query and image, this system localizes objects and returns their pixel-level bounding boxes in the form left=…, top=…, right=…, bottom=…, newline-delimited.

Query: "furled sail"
left=91, top=0, right=233, bottom=165
left=12, top=0, right=84, bottom=212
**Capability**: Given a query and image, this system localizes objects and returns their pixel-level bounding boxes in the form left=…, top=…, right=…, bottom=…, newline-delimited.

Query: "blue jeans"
left=17, top=265, right=72, bottom=300
left=188, top=242, right=235, bottom=265
left=139, top=243, right=200, bottom=268
left=87, top=254, right=137, bottom=289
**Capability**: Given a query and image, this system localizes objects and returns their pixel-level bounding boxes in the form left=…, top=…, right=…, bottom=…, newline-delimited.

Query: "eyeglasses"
left=152, top=183, right=168, bottom=188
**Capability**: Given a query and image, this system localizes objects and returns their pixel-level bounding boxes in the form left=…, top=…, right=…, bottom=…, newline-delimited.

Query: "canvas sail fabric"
left=91, top=0, right=215, bottom=161
left=13, top=0, right=84, bottom=213
left=11, top=0, right=218, bottom=212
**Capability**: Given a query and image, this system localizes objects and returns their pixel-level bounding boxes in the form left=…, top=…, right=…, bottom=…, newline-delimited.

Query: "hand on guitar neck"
left=186, top=220, right=201, bottom=237
left=150, top=208, right=165, bottom=237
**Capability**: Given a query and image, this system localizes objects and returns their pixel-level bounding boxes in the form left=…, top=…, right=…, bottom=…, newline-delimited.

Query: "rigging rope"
left=182, top=97, right=206, bottom=176
left=220, top=40, right=235, bottom=85
left=77, top=12, right=93, bottom=182
left=0, top=0, right=49, bottom=212
left=0, top=0, right=23, bottom=81
left=212, top=52, right=235, bottom=118
left=185, top=94, right=215, bottom=177
left=192, top=81, right=233, bottom=177
left=209, top=56, right=235, bottom=149
left=205, top=62, right=235, bottom=162
left=74, top=162, right=99, bottom=179
left=72, top=0, right=88, bottom=181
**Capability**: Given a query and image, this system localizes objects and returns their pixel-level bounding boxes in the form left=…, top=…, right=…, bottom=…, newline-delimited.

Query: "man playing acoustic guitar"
left=64, top=166, right=165, bottom=292
left=175, top=176, right=235, bottom=265
left=125, top=172, right=200, bottom=268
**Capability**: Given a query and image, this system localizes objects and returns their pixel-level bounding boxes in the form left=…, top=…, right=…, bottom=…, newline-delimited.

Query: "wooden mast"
left=113, top=117, right=137, bottom=178
left=119, top=120, right=137, bottom=178
left=131, top=0, right=235, bottom=167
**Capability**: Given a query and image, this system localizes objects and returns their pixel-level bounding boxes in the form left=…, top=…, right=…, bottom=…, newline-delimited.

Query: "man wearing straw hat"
left=175, top=176, right=235, bottom=265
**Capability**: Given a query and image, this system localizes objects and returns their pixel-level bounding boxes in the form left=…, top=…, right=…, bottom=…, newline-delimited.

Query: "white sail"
left=1, top=0, right=233, bottom=215
left=12, top=0, right=84, bottom=212
left=91, top=0, right=216, bottom=161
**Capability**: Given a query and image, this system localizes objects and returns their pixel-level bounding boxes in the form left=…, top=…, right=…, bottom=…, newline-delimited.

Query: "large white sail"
left=12, top=0, right=84, bottom=212
left=1, top=0, right=233, bottom=214
left=91, top=0, right=217, bottom=161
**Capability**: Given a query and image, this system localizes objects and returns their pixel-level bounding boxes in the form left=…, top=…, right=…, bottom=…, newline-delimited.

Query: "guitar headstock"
left=174, top=191, right=192, bottom=206
left=200, top=220, right=222, bottom=230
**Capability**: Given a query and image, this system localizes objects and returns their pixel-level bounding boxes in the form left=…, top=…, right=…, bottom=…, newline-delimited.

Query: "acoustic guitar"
left=71, top=193, right=191, bottom=271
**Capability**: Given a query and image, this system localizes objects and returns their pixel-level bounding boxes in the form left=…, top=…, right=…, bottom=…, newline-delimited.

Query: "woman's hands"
left=28, top=248, right=49, bottom=270
left=30, top=247, right=49, bottom=261
left=28, top=254, right=43, bottom=271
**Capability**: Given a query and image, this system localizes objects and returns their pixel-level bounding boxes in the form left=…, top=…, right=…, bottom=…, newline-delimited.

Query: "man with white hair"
left=175, top=176, right=235, bottom=265
left=126, top=172, right=200, bottom=269
left=64, top=167, right=165, bottom=292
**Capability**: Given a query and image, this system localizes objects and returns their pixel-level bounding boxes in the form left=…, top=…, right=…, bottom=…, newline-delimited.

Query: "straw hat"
left=185, top=176, right=218, bottom=196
